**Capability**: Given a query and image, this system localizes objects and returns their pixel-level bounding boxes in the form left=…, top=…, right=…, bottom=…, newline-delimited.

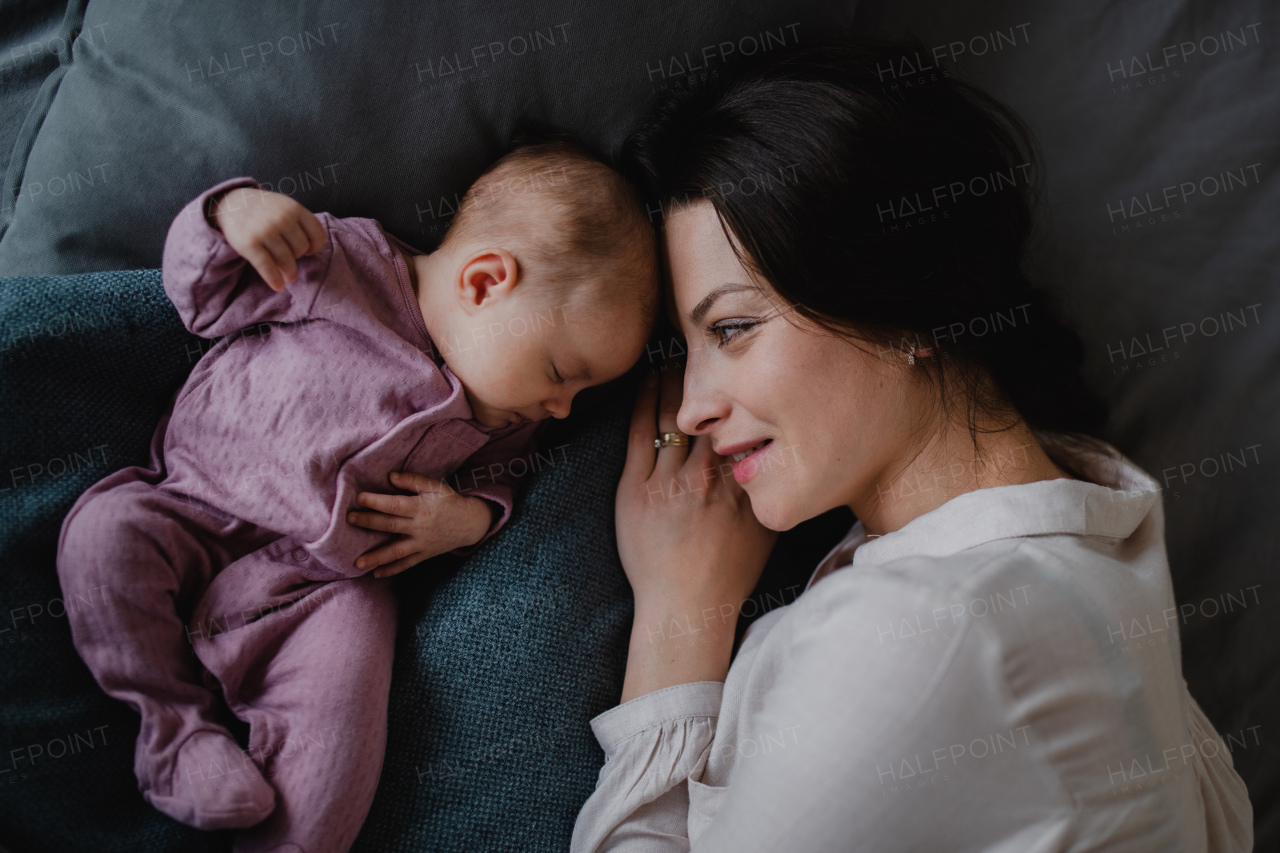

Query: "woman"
left=570, top=37, right=1253, bottom=852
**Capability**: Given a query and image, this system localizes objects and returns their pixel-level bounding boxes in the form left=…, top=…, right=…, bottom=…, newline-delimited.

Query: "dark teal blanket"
left=0, top=269, right=836, bottom=851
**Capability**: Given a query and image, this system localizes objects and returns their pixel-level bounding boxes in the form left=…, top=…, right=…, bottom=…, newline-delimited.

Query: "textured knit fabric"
left=55, top=416, right=400, bottom=852
left=158, top=177, right=540, bottom=561
left=52, top=178, right=540, bottom=851
left=571, top=446, right=1255, bottom=852
left=0, top=267, right=829, bottom=852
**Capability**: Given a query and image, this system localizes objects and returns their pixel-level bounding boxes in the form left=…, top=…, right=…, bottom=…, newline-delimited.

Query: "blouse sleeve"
left=571, top=681, right=725, bottom=852
left=573, top=563, right=1063, bottom=852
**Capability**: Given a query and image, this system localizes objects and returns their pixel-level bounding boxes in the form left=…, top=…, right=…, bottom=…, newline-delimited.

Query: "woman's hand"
left=616, top=360, right=778, bottom=702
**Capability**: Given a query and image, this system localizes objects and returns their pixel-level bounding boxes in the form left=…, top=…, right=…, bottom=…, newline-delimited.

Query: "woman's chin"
left=742, top=488, right=802, bottom=532
left=743, top=475, right=836, bottom=533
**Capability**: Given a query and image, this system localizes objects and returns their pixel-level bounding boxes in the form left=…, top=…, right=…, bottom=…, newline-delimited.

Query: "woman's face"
left=667, top=200, right=934, bottom=532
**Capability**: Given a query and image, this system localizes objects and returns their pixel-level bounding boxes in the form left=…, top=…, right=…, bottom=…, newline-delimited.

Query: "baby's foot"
left=146, top=729, right=276, bottom=830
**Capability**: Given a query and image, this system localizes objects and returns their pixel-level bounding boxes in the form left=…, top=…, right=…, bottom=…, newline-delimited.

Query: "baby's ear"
left=458, top=249, right=520, bottom=309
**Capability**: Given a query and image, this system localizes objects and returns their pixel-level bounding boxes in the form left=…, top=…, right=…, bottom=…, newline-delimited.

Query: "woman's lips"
left=731, top=439, right=774, bottom=484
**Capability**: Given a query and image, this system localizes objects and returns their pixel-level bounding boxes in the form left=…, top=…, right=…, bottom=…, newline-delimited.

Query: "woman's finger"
left=683, top=433, right=725, bottom=500
left=621, top=370, right=660, bottom=488
left=653, top=360, right=689, bottom=478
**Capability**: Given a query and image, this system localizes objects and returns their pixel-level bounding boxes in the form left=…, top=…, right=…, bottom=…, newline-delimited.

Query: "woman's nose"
left=676, top=373, right=725, bottom=435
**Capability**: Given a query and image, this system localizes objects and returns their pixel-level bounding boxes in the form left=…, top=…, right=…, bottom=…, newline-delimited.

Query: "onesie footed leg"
left=54, top=467, right=280, bottom=831
left=192, top=548, right=397, bottom=853
left=145, top=728, right=276, bottom=829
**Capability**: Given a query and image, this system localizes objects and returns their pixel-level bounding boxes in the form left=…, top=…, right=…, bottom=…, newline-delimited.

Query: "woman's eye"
left=707, top=320, right=756, bottom=347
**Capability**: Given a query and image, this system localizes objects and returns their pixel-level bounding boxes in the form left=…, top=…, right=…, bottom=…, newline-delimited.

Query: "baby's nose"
left=543, top=398, right=571, bottom=419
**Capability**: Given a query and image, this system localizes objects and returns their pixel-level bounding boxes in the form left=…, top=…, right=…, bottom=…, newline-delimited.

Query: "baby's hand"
left=347, top=472, right=493, bottom=578
left=207, top=186, right=327, bottom=291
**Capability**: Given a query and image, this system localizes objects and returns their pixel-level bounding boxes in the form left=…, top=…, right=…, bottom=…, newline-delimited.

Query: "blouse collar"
left=804, top=443, right=1161, bottom=591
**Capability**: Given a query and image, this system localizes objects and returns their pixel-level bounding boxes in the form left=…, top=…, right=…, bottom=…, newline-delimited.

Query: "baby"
left=54, top=137, right=658, bottom=852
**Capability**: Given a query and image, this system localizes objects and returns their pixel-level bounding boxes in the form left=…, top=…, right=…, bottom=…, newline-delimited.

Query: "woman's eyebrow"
left=687, top=284, right=756, bottom=325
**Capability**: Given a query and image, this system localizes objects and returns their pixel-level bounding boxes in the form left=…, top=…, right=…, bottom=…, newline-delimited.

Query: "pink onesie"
left=55, top=178, right=540, bottom=852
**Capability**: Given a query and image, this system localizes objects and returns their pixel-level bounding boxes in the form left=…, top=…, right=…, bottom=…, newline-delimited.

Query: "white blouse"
left=571, top=445, right=1254, bottom=852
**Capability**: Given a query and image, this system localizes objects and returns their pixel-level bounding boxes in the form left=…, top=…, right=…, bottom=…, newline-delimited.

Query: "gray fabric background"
left=2, top=0, right=1277, bottom=848
left=0, top=0, right=78, bottom=215
left=0, top=0, right=848, bottom=272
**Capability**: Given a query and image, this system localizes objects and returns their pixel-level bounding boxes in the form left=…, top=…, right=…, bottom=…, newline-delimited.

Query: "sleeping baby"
left=54, top=137, right=658, bottom=852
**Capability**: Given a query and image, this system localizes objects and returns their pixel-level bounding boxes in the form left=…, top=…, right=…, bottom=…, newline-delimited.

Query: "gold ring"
left=655, top=432, right=690, bottom=448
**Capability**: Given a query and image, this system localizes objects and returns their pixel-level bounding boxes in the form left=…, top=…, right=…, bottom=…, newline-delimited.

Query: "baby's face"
left=444, top=283, right=651, bottom=428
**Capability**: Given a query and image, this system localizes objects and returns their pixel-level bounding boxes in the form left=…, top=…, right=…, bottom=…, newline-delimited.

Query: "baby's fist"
left=207, top=186, right=327, bottom=291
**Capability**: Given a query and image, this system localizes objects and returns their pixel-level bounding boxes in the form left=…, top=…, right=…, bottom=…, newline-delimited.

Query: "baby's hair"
left=443, top=128, right=658, bottom=318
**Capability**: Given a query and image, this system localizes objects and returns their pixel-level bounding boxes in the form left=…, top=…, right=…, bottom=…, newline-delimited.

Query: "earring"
left=907, top=345, right=916, bottom=366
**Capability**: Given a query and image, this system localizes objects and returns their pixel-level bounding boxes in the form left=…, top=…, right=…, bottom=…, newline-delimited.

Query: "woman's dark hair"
left=623, top=35, right=1108, bottom=460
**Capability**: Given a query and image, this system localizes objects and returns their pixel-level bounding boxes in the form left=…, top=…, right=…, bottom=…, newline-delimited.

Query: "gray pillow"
left=0, top=0, right=856, bottom=274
